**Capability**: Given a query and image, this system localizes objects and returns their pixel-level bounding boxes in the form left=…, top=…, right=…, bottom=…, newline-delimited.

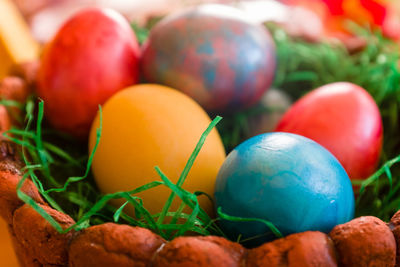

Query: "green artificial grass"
left=7, top=99, right=282, bottom=241
left=217, top=23, right=400, bottom=221
left=4, top=21, right=400, bottom=244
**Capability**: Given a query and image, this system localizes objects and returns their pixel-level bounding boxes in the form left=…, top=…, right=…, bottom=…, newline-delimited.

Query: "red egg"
left=275, top=82, right=383, bottom=180
left=37, top=8, right=140, bottom=138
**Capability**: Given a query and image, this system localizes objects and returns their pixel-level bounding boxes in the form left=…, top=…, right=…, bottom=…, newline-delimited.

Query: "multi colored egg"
left=141, top=4, right=276, bottom=113
left=89, top=84, right=226, bottom=216
left=275, top=82, right=383, bottom=180
left=214, top=132, right=354, bottom=246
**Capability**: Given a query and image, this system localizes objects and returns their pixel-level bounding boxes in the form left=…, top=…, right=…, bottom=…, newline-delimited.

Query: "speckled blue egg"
left=141, top=4, right=276, bottom=113
left=214, top=132, right=354, bottom=246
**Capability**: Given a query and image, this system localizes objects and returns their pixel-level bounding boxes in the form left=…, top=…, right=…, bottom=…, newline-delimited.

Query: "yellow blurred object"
left=0, top=219, right=19, bottom=266
left=89, top=84, right=226, bottom=216
left=0, top=0, right=39, bottom=78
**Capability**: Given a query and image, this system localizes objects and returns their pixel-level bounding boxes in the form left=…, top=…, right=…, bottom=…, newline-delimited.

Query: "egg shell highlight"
left=214, top=132, right=354, bottom=246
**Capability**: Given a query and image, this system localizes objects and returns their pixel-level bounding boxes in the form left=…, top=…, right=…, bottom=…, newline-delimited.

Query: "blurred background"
left=11, top=0, right=400, bottom=44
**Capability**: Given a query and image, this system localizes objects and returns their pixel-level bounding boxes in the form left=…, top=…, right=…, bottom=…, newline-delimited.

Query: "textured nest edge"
left=0, top=151, right=399, bottom=267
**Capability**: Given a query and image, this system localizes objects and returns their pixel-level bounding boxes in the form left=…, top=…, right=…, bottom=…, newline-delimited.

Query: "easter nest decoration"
left=2, top=3, right=400, bottom=267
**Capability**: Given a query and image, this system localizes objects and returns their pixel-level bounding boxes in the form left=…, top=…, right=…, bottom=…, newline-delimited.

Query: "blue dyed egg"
left=214, top=132, right=354, bottom=246
left=141, top=4, right=276, bottom=113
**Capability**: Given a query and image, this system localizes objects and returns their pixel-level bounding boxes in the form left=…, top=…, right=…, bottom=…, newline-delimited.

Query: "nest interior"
left=1, top=5, right=400, bottom=265
left=0, top=67, right=398, bottom=267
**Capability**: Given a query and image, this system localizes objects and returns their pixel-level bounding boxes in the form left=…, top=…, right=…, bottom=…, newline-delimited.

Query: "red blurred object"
left=275, top=82, right=383, bottom=180
left=285, top=0, right=400, bottom=41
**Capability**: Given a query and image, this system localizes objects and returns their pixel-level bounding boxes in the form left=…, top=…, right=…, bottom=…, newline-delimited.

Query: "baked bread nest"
left=0, top=70, right=399, bottom=267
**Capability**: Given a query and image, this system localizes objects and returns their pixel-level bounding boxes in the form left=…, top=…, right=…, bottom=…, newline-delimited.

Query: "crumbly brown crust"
left=69, top=223, right=165, bottom=267
left=329, top=216, right=396, bottom=267
left=152, top=236, right=245, bottom=267
left=389, top=210, right=400, bottom=267
left=0, top=160, right=44, bottom=224
left=246, top=231, right=338, bottom=267
left=13, top=204, right=75, bottom=266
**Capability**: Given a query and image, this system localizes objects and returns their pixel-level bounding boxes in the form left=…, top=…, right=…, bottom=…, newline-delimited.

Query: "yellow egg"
left=89, top=84, right=226, bottom=216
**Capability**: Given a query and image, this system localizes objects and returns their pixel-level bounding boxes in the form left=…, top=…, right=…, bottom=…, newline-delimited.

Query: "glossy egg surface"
left=214, top=132, right=354, bottom=245
left=38, top=8, right=141, bottom=138
left=275, top=82, right=383, bottom=180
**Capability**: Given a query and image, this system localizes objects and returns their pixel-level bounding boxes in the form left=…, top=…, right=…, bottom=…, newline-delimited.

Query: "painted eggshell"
left=141, top=4, right=276, bottom=113
left=89, top=84, right=226, bottom=216
left=275, top=82, right=383, bottom=180
left=214, top=132, right=354, bottom=246
left=37, top=8, right=141, bottom=138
